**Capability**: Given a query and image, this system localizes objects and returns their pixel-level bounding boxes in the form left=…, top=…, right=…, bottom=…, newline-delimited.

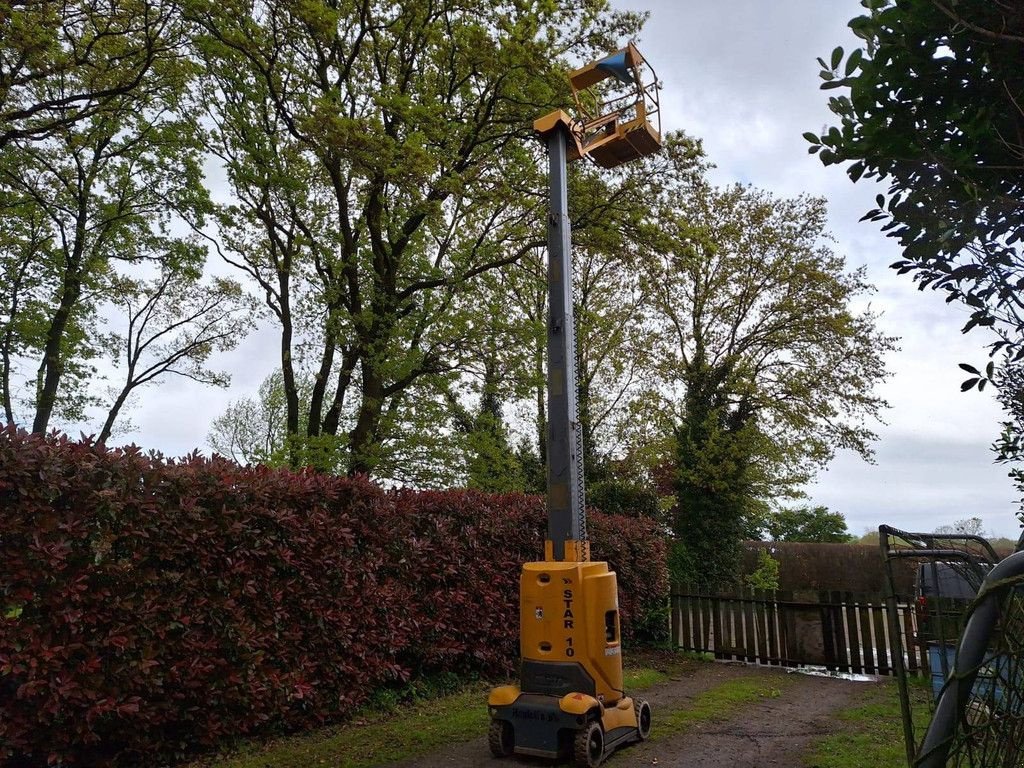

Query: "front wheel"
left=573, top=721, right=605, bottom=767
left=488, top=719, right=514, bottom=758
left=635, top=697, right=652, bottom=740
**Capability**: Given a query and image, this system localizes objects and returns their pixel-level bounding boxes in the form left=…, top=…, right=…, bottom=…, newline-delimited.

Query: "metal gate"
left=914, top=551, right=1024, bottom=767
left=878, top=524, right=1024, bottom=767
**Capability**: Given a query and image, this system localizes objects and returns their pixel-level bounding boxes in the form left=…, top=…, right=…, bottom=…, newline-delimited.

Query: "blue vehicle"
left=927, top=642, right=1011, bottom=708
left=914, top=561, right=991, bottom=698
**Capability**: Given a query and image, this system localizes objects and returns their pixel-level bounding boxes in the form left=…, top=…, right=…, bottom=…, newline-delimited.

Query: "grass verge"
left=804, top=680, right=931, bottom=768
left=197, top=650, right=698, bottom=768
left=203, top=683, right=490, bottom=768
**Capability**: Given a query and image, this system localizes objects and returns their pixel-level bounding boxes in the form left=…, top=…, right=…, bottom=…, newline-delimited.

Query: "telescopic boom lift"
left=487, top=42, right=663, bottom=768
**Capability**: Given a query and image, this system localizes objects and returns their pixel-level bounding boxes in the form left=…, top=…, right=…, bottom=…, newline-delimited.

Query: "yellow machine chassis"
left=487, top=551, right=652, bottom=764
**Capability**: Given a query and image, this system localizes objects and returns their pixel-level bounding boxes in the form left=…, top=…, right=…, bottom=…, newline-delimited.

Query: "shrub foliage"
left=0, top=428, right=667, bottom=766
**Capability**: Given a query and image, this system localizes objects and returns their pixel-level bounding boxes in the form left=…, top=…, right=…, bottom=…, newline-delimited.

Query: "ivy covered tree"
left=448, top=363, right=525, bottom=494
left=644, top=162, right=894, bottom=589
left=810, top=0, right=1024, bottom=509
left=671, top=372, right=766, bottom=587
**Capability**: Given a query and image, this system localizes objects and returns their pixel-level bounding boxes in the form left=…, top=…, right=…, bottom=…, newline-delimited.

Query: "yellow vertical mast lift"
left=486, top=43, right=663, bottom=768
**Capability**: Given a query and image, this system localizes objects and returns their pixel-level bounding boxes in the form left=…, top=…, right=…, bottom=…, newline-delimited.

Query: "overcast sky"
left=115, top=0, right=1022, bottom=540
left=610, top=0, right=1021, bottom=538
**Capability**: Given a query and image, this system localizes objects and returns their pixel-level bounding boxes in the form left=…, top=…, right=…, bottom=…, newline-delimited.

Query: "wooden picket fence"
left=671, top=586, right=930, bottom=676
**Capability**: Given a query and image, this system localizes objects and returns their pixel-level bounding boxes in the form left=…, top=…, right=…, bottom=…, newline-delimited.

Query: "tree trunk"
left=276, top=269, right=300, bottom=466
left=307, top=339, right=334, bottom=439
left=347, top=359, right=384, bottom=476
left=97, top=386, right=132, bottom=444
left=322, top=347, right=357, bottom=435
left=32, top=274, right=82, bottom=434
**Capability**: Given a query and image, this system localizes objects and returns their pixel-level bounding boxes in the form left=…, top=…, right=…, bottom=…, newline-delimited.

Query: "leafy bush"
left=587, top=478, right=661, bottom=519
left=0, top=428, right=667, bottom=766
left=745, top=548, right=780, bottom=591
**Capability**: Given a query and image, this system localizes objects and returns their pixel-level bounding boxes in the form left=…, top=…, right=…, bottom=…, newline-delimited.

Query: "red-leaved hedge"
left=0, top=428, right=667, bottom=766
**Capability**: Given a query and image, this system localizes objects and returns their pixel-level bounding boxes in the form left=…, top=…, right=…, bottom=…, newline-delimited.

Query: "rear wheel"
left=634, top=697, right=652, bottom=740
left=488, top=719, right=514, bottom=758
left=573, top=721, right=604, bottom=767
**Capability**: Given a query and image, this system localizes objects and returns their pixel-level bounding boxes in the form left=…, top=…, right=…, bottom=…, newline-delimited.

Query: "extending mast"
left=535, top=42, right=662, bottom=563
left=543, top=122, right=587, bottom=563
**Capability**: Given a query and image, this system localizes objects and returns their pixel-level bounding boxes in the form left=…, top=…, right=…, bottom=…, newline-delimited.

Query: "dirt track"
left=388, top=662, right=877, bottom=768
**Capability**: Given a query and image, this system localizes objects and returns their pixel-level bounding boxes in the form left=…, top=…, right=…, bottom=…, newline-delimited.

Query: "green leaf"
left=831, top=46, right=844, bottom=70
left=844, top=48, right=863, bottom=76
left=802, top=131, right=820, bottom=144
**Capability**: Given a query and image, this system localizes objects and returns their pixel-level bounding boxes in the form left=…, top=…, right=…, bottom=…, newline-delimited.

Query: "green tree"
left=0, top=0, right=179, bottom=149
left=0, top=190, right=51, bottom=424
left=0, top=6, right=213, bottom=434
left=457, top=179, right=659, bottom=493
left=765, top=505, right=853, bottom=543
left=573, top=235, right=656, bottom=480
left=189, top=0, right=643, bottom=477
left=448, top=376, right=525, bottom=493
left=645, top=176, right=894, bottom=589
left=857, top=529, right=881, bottom=546
left=452, top=138, right=703, bottom=507
left=745, top=548, right=780, bottom=591
left=460, top=247, right=548, bottom=479
left=441, top=256, right=546, bottom=491
left=208, top=370, right=298, bottom=466
left=211, top=366, right=473, bottom=485
left=569, top=153, right=680, bottom=476
left=810, top=0, right=1024, bottom=509
left=586, top=466, right=661, bottom=520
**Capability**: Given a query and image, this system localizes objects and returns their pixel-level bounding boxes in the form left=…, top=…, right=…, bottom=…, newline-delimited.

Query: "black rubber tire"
left=634, top=697, right=652, bottom=740
left=573, top=721, right=604, bottom=767
left=488, top=719, right=514, bottom=758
